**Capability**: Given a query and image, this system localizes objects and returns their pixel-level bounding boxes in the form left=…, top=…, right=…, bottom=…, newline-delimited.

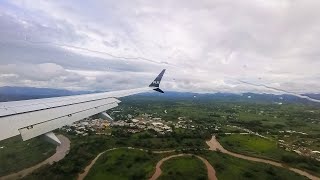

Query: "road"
left=1, top=135, right=70, bottom=180
left=78, top=148, right=117, bottom=180
left=77, top=147, right=185, bottom=180
left=206, top=136, right=320, bottom=180
left=80, top=136, right=320, bottom=180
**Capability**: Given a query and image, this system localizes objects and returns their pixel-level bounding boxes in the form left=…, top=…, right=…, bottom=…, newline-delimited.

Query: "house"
left=152, top=122, right=163, bottom=127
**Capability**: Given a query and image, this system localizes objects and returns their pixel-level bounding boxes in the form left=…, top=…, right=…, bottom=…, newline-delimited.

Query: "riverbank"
left=1, top=135, right=70, bottom=180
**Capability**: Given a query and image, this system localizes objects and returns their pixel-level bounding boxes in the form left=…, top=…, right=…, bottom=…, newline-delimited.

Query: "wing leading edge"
left=0, top=69, right=166, bottom=144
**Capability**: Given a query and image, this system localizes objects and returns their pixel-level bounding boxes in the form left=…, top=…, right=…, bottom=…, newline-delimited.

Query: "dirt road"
left=78, top=148, right=117, bottom=180
left=78, top=147, right=217, bottom=180
left=79, top=136, right=320, bottom=180
left=206, top=136, right=320, bottom=180
left=78, top=147, right=180, bottom=180
left=1, top=135, right=70, bottom=180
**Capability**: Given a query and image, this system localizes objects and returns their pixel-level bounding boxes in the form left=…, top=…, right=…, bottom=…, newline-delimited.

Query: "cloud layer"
left=0, top=0, right=319, bottom=93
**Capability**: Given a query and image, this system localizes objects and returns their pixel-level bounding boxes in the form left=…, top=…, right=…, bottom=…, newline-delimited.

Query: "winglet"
left=149, top=69, right=166, bottom=93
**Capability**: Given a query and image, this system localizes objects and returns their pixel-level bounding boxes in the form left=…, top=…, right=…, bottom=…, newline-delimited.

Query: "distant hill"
left=0, top=86, right=319, bottom=106
left=133, top=91, right=320, bottom=106
left=0, top=86, right=92, bottom=102
left=302, top=93, right=320, bottom=100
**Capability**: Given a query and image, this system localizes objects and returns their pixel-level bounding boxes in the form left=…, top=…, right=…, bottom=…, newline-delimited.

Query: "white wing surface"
left=0, top=69, right=166, bottom=144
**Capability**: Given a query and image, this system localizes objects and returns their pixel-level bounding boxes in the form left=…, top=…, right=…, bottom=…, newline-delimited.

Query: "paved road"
left=1, top=135, right=70, bottom=180
left=206, top=136, right=320, bottom=180
left=149, top=154, right=217, bottom=180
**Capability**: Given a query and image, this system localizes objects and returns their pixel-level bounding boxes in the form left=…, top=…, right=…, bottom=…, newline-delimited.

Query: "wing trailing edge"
left=0, top=69, right=166, bottom=143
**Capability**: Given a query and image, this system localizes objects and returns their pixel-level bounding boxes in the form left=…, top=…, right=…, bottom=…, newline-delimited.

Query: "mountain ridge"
left=0, top=86, right=319, bottom=105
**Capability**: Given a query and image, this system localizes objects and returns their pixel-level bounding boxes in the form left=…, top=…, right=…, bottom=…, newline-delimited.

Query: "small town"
left=61, top=112, right=176, bottom=137
left=61, top=111, right=320, bottom=163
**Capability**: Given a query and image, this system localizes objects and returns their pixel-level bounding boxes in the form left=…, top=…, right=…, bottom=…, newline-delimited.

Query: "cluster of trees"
left=281, top=154, right=320, bottom=174
left=24, top=134, right=116, bottom=179
left=228, top=119, right=266, bottom=132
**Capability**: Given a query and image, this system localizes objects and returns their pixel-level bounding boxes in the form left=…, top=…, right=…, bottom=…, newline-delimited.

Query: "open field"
left=218, top=134, right=320, bottom=176
left=158, top=156, right=207, bottom=180
left=0, top=136, right=55, bottom=176
left=202, top=151, right=308, bottom=180
left=218, top=134, right=292, bottom=160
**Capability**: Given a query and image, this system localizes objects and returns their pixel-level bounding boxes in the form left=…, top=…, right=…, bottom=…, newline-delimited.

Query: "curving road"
left=78, top=148, right=117, bottom=180
left=79, top=136, right=320, bottom=180
left=77, top=147, right=182, bottom=180
left=206, top=136, right=320, bottom=180
left=149, top=154, right=217, bottom=180
left=4, top=134, right=317, bottom=180
left=78, top=147, right=217, bottom=180
left=1, top=135, right=70, bottom=180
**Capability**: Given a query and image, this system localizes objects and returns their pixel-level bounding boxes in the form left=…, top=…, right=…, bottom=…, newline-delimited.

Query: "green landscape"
left=1, top=94, right=320, bottom=179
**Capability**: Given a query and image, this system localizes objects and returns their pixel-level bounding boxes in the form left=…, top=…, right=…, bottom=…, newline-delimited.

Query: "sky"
left=0, top=0, right=319, bottom=94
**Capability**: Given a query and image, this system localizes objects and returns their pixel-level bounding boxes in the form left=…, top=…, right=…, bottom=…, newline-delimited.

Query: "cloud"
left=0, top=0, right=319, bottom=93
left=3, top=63, right=67, bottom=81
left=0, top=63, right=89, bottom=89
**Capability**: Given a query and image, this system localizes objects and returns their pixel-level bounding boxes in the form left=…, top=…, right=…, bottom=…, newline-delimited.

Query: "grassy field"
left=218, top=134, right=320, bottom=176
left=0, top=136, right=55, bottom=176
left=202, top=151, right=308, bottom=180
left=85, top=148, right=170, bottom=180
left=23, top=132, right=208, bottom=180
left=218, top=134, right=289, bottom=160
left=158, top=156, right=207, bottom=180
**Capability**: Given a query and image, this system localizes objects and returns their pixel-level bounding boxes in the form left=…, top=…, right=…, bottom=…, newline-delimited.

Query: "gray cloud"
left=0, top=0, right=319, bottom=93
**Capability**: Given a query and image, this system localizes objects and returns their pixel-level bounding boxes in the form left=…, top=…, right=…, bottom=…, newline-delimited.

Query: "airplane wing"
left=0, top=69, right=166, bottom=145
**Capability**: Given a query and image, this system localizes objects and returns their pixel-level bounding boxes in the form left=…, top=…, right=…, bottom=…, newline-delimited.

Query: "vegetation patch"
left=86, top=148, right=168, bottom=180
left=158, top=156, right=207, bottom=180
left=203, top=151, right=308, bottom=180
left=218, top=134, right=320, bottom=176
left=0, top=136, right=55, bottom=177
